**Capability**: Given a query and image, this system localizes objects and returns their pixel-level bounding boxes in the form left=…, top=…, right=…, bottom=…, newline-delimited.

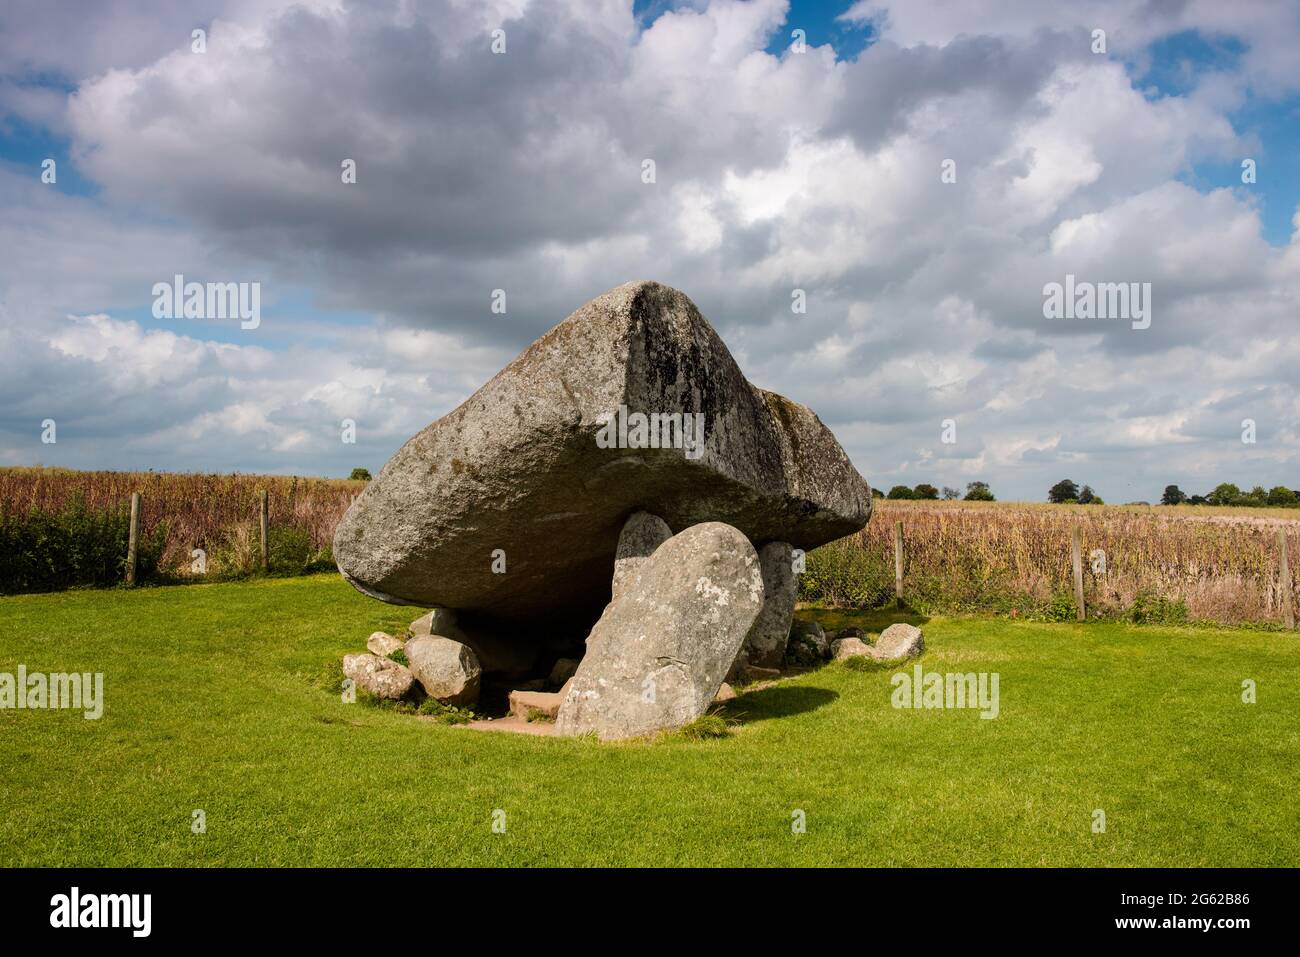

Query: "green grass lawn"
left=1, top=574, right=1297, bottom=866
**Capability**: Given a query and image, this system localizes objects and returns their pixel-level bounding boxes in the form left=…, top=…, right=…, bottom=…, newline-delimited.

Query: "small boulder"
left=833, top=626, right=865, bottom=641
left=612, top=511, right=672, bottom=600
left=831, top=637, right=872, bottom=661
left=872, top=623, right=924, bottom=661
left=406, top=636, right=482, bottom=707
left=548, top=657, right=581, bottom=688
left=342, top=653, right=416, bottom=700
left=409, top=608, right=462, bottom=640
left=409, top=608, right=534, bottom=675
left=785, top=619, right=829, bottom=664
left=556, top=522, right=764, bottom=740
left=366, top=631, right=404, bottom=657
left=713, top=682, right=737, bottom=704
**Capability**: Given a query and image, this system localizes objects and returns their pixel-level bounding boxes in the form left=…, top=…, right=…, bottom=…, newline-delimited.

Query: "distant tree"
left=941, top=486, right=961, bottom=500
left=1048, top=479, right=1079, bottom=504
left=1270, top=486, right=1300, bottom=506
left=349, top=468, right=372, bottom=481
left=1078, top=485, right=1096, bottom=505
left=1206, top=483, right=1242, bottom=506
left=964, top=481, right=995, bottom=502
left=1188, top=494, right=1208, bottom=505
left=871, top=487, right=884, bottom=499
left=913, top=483, right=939, bottom=500
left=1241, top=485, right=1269, bottom=507
left=887, top=485, right=916, bottom=500
left=1160, top=484, right=1186, bottom=506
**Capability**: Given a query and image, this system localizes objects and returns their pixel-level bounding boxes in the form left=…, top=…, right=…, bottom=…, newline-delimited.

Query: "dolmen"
left=334, top=281, right=872, bottom=739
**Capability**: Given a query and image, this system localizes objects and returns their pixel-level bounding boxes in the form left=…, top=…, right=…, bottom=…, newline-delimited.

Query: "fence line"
left=882, top=516, right=1294, bottom=630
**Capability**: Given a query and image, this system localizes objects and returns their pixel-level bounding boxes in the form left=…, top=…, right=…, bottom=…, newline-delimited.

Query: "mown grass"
left=1, top=574, right=1296, bottom=866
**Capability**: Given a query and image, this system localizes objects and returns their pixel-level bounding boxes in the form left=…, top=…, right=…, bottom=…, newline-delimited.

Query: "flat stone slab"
left=333, top=280, right=871, bottom=626
left=460, top=715, right=558, bottom=737
left=508, top=687, right=566, bottom=721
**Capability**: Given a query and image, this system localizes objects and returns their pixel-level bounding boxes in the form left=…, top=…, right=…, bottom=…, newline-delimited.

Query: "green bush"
left=416, top=698, right=476, bottom=724
left=267, top=526, right=312, bottom=573
left=1045, top=590, right=1078, bottom=622
left=1129, top=591, right=1189, bottom=625
left=799, top=539, right=894, bottom=607
left=205, top=523, right=334, bottom=579
left=0, top=496, right=167, bottom=594
left=305, top=542, right=336, bottom=573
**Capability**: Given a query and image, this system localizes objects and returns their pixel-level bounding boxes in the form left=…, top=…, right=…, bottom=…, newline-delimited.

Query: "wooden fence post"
left=894, top=520, right=904, bottom=606
left=259, top=489, right=269, bottom=572
left=1279, top=529, right=1295, bottom=630
left=125, top=492, right=141, bottom=586
left=1071, top=526, right=1086, bottom=621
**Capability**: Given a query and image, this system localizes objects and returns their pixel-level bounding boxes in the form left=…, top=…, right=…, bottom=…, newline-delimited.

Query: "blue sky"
left=1138, top=28, right=1299, bottom=246
left=0, top=0, right=1297, bottom=501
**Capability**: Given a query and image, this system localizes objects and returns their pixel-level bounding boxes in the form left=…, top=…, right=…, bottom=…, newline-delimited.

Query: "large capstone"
left=554, top=522, right=763, bottom=740
left=333, top=280, right=871, bottom=645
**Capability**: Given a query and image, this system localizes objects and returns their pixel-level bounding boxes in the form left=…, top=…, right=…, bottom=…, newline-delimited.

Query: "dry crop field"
left=4, top=468, right=1298, bottom=628
left=802, top=499, right=1300, bottom=628
left=0, top=467, right=362, bottom=583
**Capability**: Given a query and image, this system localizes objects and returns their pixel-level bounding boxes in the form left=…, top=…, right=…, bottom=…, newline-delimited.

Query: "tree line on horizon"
left=874, top=478, right=1300, bottom=508
left=878, top=482, right=995, bottom=502
left=1156, top=482, right=1300, bottom=508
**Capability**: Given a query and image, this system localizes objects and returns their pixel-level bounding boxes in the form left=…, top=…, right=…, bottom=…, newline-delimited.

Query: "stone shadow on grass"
left=720, top=684, right=838, bottom=725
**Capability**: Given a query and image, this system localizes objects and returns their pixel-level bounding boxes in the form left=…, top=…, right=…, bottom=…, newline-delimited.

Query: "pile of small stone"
left=342, top=610, right=482, bottom=708
left=831, top=623, right=925, bottom=662
left=776, top=619, right=926, bottom=666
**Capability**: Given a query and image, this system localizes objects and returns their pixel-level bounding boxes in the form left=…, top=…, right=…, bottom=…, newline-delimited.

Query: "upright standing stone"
left=734, top=541, right=796, bottom=670
left=611, top=511, right=672, bottom=600
left=409, top=609, right=462, bottom=640
left=556, top=522, right=764, bottom=740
